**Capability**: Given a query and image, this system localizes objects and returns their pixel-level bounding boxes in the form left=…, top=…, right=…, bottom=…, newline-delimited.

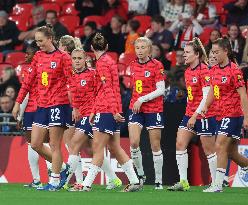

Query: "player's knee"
left=31, top=142, right=42, bottom=152
left=176, top=140, right=186, bottom=151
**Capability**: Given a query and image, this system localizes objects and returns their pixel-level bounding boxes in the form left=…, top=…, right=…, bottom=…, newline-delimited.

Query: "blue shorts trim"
left=179, top=115, right=216, bottom=136
left=33, top=104, right=71, bottom=129
left=92, top=113, right=119, bottom=135
left=128, top=110, right=164, bottom=130
left=216, top=117, right=243, bottom=140
left=75, top=116, right=93, bottom=138
left=23, top=112, right=36, bottom=131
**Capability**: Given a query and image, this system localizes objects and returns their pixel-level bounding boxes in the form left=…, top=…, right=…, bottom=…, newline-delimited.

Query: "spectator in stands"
left=0, top=0, right=16, bottom=13
left=101, top=0, right=128, bottom=26
left=170, top=12, right=203, bottom=49
left=75, top=0, right=101, bottom=23
left=146, top=15, right=174, bottom=52
left=174, top=48, right=186, bottom=69
left=18, top=6, right=46, bottom=43
left=102, top=15, right=125, bottom=54
left=81, top=21, right=97, bottom=52
left=124, top=19, right=140, bottom=54
left=0, top=95, right=17, bottom=133
left=227, top=24, right=246, bottom=64
left=4, top=85, right=17, bottom=100
left=224, top=0, right=248, bottom=27
left=45, top=10, right=69, bottom=40
left=128, top=0, right=148, bottom=16
left=0, top=67, right=20, bottom=96
left=151, top=43, right=171, bottom=70
left=161, top=0, right=193, bottom=26
left=205, top=29, right=221, bottom=56
left=193, top=0, right=218, bottom=27
left=0, top=10, right=20, bottom=54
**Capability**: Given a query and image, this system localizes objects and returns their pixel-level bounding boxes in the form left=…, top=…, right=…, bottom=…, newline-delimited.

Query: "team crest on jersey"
left=50, top=62, right=57, bottom=69
left=221, top=76, right=227, bottom=83
left=160, top=69, right=165, bottom=75
left=192, top=77, right=197, bottom=83
left=205, top=76, right=210, bottom=82
left=28, top=67, right=32, bottom=72
left=145, top=71, right=150, bottom=77
left=81, top=80, right=86, bottom=86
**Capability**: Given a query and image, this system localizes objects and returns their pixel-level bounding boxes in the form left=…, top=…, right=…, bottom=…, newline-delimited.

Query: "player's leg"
left=199, top=117, right=217, bottom=184
left=128, top=111, right=145, bottom=181
left=228, top=140, right=248, bottom=168
left=200, top=136, right=217, bottom=184
left=47, top=126, right=65, bottom=188
left=146, top=112, right=164, bottom=190
left=167, top=116, right=195, bottom=191
left=108, top=132, right=140, bottom=191
left=82, top=130, right=110, bottom=191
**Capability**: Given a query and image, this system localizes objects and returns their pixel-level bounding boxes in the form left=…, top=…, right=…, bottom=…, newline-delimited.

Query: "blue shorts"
left=75, top=116, right=93, bottom=138
left=128, top=110, right=164, bottom=130
left=23, top=112, right=36, bottom=131
left=216, top=117, right=243, bottom=140
left=33, top=104, right=71, bottom=129
left=92, top=113, right=119, bottom=135
left=179, top=115, right=216, bottom=136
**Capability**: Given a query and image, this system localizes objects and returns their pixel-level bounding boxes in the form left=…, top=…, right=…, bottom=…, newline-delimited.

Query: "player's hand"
left=243, top=117, right=248, bottom=130
left=132, top=100, right=142, bottom=114
left=12, top=102, right=20, bottom=120
left=114, top=113, right=125, bottom=123
left=201, top=106, right=208, bottom=118
left=89, top=113, right=95, bottom=125
left=72, top=108, right=80, bottom=122
left=16, top=120, right=23, bottom=130
left=187, top=116, right=196, bottom=128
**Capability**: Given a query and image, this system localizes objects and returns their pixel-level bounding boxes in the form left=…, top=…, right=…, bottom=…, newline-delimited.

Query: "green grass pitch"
left=1, top=184, right=248, bottom=205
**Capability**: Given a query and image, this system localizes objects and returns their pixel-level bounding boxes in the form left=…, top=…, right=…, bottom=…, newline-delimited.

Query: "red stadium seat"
left=0, top=53, right=3, bottom=63
left=107, top=52, right=118, bottom=63
left=133, top=15, right=151, bottom=34
left=40, top=2, right=60, bottom=15
left=61, top=3, right=78, bottom=15
left=214, top=2, right=224, bottom=15
left=83, top=15, right=103, bottom=28
left=42, top=0, right=73, bottom=7
left=11, top=3, right=33, bottom=20
left=59, top=15, right=80, bottom=34
left=5, top=52, right=26, bottom=67
left=0, top=63, right=14, bottom=76
left=8, top=15, right=29, bottom=31
left=74, top=26, right=84, bottom=38
left=118, top=53, right=136, bottom=65
left=220, top=26, right=228, bottom=35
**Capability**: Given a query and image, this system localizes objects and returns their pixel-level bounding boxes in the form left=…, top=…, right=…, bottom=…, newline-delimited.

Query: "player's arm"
left=13, top=55, right=37, bottom=119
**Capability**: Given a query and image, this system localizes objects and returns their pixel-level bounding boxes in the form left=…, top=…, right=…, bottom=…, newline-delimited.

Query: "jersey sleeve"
left=62, top=53, right=73, bottom=90
left=16, top=53, right=38, bottom=104
left=232, top=67, right=245, bottom=89
left=155, top=61, right=165, bottom=83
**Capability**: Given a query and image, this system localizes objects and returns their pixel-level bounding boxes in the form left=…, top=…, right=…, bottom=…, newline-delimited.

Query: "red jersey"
left=211, top=62, right=244, bottom=120
left=185, top=63, right=215, bottom=118
left=20, top=63, right=38, bottom=112
left=129, top=58, right=164, bottom=113
left=92, top=53, right=121, bottom=114
left=71, top=68, right=96, bottom=117
left=16, top=50, right=72, bottom=108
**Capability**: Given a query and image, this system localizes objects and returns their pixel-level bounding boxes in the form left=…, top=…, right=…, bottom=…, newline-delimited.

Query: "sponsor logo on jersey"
left=28, top=67, right=32, bottom=72
left=237, top=75, right=242, bottom=81
left=221, top=76, right=227, bottom=83
left=192, top=77, right=197, bottom=83
left=81, top=80, right=86, bottom=86
left=160, top=69, right=165, bottom=75
left=205, top=76, right=210, bottom=82
left=145, top=71, right=150, bottom=77
left=51, top=62, right=57, bottom=69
